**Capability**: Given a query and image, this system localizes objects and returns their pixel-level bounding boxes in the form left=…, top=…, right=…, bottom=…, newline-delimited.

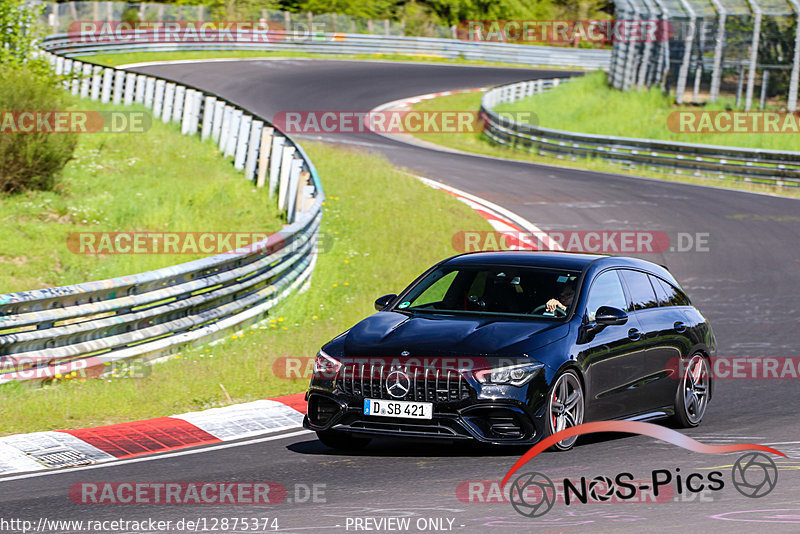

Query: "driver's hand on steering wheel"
left=546, top=298, right=566, bottom=313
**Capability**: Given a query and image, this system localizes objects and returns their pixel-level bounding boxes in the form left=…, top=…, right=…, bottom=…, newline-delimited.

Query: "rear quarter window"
left=650, top=275, right=691, bottom=307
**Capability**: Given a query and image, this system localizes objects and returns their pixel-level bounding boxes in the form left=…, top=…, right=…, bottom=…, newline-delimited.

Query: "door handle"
left=628, top=328, right=641, bottom=341
left=674, top=321, right=687, bottom=333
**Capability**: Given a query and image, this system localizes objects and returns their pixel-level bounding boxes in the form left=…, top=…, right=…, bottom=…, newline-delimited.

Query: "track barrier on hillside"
left=0, top=46, right=324, bottom=383
left=481, top=78, right=800, bottom=186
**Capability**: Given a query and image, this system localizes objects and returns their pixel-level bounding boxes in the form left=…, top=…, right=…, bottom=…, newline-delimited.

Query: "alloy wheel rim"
left=683, top=355, right=710, bottom=424
left=549, top=372, right=584, bottom=448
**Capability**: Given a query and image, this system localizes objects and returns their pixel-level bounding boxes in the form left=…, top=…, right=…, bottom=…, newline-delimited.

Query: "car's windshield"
left=395, top=265, right=581, bottom=319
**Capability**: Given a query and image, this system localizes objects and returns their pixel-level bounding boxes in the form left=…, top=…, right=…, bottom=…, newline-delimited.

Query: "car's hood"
left=342, top=311, right=569, bottom=359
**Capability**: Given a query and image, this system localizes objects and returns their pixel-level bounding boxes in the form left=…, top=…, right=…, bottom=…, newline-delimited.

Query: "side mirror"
left=578, top=306, right=628, bottom=344
left=595, top=306, right=628, bottom=326
left=374, top=294, right=397, bottom=312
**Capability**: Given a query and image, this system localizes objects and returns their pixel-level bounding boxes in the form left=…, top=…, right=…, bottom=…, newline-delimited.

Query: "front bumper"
left=304, top=387, right=547, bottom=446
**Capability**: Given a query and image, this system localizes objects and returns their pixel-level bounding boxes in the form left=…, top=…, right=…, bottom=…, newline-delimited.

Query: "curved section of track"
left=3, top=58, right=799, bottom=534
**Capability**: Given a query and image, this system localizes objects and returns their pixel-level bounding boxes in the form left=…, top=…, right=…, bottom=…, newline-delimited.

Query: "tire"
left=545, top=369, right=585, bottom=451
left=316, top=430, right=371, bottom=450
left=672, top=353, right=711, bottom=428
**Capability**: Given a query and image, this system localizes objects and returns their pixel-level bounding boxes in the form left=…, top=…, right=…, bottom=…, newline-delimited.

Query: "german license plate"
left=363, top=398, right=432, bottom=420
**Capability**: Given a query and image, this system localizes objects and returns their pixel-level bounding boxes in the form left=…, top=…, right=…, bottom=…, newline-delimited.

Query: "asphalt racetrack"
left=2, top=59, right=799, bottom=533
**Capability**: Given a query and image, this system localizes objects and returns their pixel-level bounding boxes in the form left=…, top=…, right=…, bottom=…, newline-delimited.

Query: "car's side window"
left=585, top=270, right=628, bottom=321
left=649, top=274, right=670, bottom=305
left=620, top=270, right=659, bottom=311
left=650, top=275, right=691, bottom=307
left=466, top=271, right=488, bottom=301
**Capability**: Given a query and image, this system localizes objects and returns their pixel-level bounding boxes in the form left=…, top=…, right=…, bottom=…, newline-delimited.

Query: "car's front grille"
left=338, top=363, right=472, bottom=403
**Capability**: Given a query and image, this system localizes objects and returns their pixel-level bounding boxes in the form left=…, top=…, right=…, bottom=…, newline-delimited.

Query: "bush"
left=0, top=69, right=78, bottom=194
left=121, top=6, right=140, bottom=23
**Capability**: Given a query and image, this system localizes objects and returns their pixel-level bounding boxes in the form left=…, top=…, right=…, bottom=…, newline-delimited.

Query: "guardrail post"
left=123, top=72, right=136, bottom=106
left=269, top=135, right=285, bottom=197
left=144, top=77, right=156, bottom=108
left=135, top=74, right=147, bottom=104
left=294, top=169, right=311, bottom=217
left=256, top=126, right=274, bottom=188
left=101, top=68, right=113, bottom=103
left=71, top=61, right=81, bottom=95
left=218, top=105, right=233, bottom=151
left=211, top=100, right=225, bottom=143
left=113, top=70, right=125, bottom=105
left=80, top=63, right=92, bottom=99
left=233, top=115, right=253, bottom=171
left=225, top=109, right=242, bottom=158
left=278, top=145, right=297, bottom=211
left=301, top=176, right=315, bottom=213
left=62, top=59, right=72, bottom=89
left=153, top=79, right=166, bottom=118
left=189, top=91, right=203, bottom=135
left=245, top=120, right=264, bottom=181
left=162, top=83, right=175, bottom=123
left=181, top=90, right=196, bottom=135
left=286, top=158, right=303, bottom=223
left=172, top=85, right=186, bottom=123
left=90, top=66, right=102, bottom=101
left=234, top=115, right=252, bottom=170
left=201, top=96, right=216, bottom=141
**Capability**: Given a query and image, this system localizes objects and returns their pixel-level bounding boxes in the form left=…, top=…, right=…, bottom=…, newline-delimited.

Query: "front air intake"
left=308, top=396, right=341, bottom=426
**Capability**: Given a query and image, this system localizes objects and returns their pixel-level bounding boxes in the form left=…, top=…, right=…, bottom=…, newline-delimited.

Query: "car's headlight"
left=474, top=362, right=544, bottom=386
left=313, top=350, right=341, bottom=379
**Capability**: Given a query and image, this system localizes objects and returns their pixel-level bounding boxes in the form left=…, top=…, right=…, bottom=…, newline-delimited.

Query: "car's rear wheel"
left=546, top=369, right=585, bottom=451
left=672, top=353, right=711, bottom=428
left=316, top=430, right=371, bottom=450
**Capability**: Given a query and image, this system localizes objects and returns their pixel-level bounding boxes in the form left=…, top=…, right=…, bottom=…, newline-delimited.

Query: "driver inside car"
left=545, top=281, right=576, bottom=313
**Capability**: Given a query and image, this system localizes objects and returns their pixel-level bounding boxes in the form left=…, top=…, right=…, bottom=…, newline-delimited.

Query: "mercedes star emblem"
left=386, top=369, right=411, bottom=398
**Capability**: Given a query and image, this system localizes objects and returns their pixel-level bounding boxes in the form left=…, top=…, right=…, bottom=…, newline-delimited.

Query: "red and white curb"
left=0, top=393, right=307, bottom=476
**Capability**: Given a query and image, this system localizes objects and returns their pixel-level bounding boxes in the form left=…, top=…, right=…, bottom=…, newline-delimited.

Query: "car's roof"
left=443, top=251, right=606, bottom=270
left=442, top=251, right=673, bottom=279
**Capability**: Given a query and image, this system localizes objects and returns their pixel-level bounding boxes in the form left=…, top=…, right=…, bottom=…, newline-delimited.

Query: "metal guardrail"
left=40, top=31, right=611, bottom=70
left=0, top=44, right=325, bottom=383
left=481, top=79, right=800, bottom=186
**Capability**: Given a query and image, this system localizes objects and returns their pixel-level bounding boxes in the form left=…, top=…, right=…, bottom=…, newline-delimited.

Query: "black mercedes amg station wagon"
left=304, top=252, right=715, bottom=450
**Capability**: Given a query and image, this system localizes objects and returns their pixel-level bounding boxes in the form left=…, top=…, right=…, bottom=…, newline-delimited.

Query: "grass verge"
left=0, top=142, right=492, bottom=435
left=72, top=49, right=586, bottom=70
left=0, top=99, right=283, bottom=293
left=408, top=86, right=800, bottom=199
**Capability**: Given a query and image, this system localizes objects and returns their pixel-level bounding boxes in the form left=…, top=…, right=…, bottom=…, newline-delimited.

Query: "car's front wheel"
left=546, top=369, right=585, bottom=451
left=672, top=353, right=711, bottom=428
left=316, top=430, right=371, bottom=450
